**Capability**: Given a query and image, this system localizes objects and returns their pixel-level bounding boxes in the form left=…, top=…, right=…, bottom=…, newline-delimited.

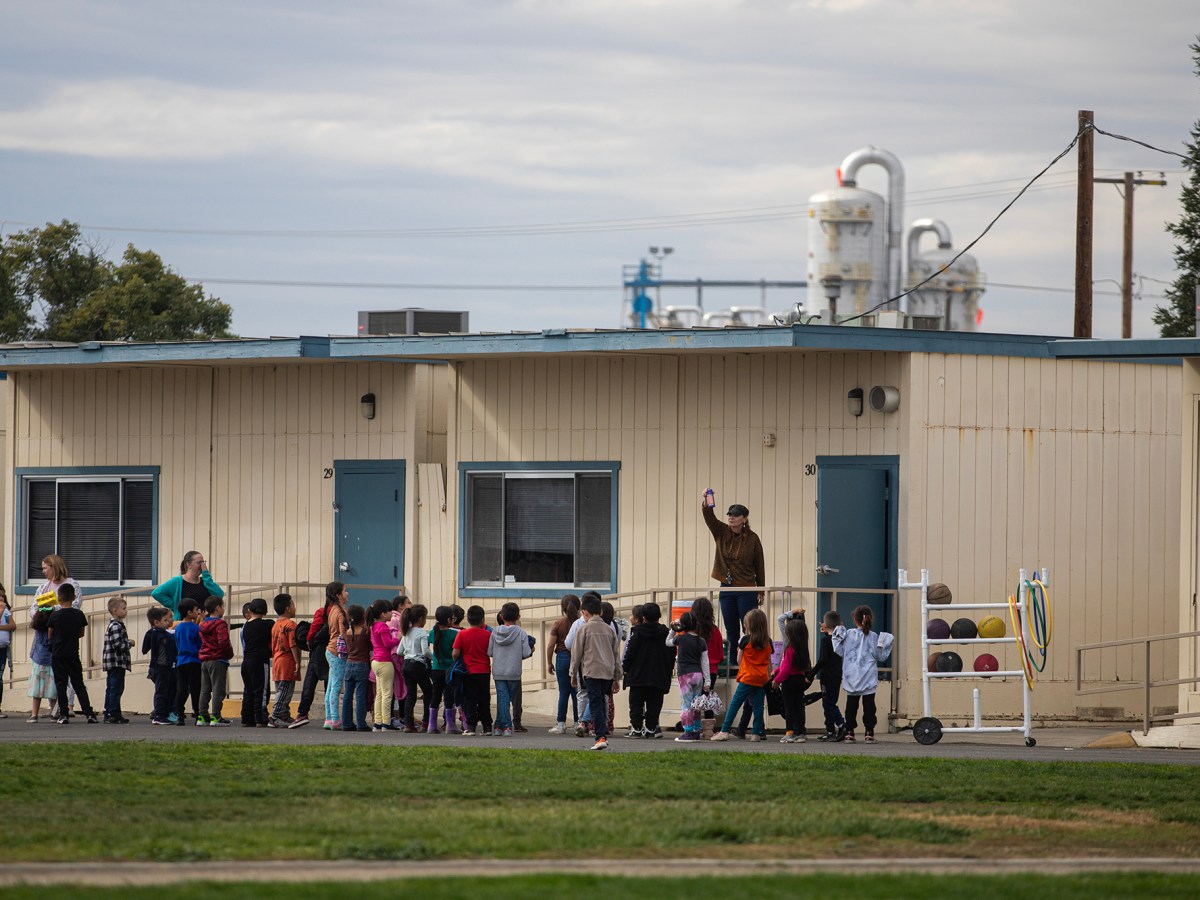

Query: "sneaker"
left=732, top=729, right=746, bottom=740
left=27, top=716, right=39, bottom=724
left=650, top=726, right=664, bottom=739
left=502, top=728, right=514, bottom=737
left=625, top=727, right=642, bottom=739
left=174, top=718, right=187, bottom=726
left=780, top=733, right=798, bottom=743
left=864, top=732, right=877, bottom=743
left=461, top=728, right=476, bottom=737
left=575, top=721, right=588, bottom=737
left=289, top=716, right=310, bottom=729
left=166, top=712, right=180, bottom=724
left=323, top=720, right=334, bottom=730
left=266, top=719, right=280, bottom=728
left=85, top=714, right=99, bottom=724
left=196, top=715, right=210, bottom=726
left=117, top=717, right=131, bottom=724
left=589, top=737, right=608, bottom=751
left=817, top=732, right=836, bottom=742
left=710, top=731, right=731, bottom=742
left=835, top=724, right=849, bottom=742
left=56, top=716, right=69, bottom=725
left=842, top=730, right=856, bottom=743
left=674, top=731, right=701, bottom=742
left=151, top=717, right=170, bottom=726
left=513, top=725, right=527, bottom=733
left=548, top=722, right=566, bottom=735
left=211, top=718, right=232, bottom=727
left=373, top=724, right=384, bottom=732
left=749, top=733, right=765, bottom=742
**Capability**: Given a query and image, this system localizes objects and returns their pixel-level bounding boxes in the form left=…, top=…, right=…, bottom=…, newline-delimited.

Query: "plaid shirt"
left=103, top=618, right=132, bottom=672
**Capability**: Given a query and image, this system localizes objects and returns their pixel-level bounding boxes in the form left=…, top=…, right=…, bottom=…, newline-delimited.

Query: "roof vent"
left=357, top=309, right=469, bottom=335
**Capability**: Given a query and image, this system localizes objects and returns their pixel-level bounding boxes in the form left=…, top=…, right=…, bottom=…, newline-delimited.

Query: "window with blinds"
left=23, top=476, right=155, bottom=585
left=464, top=470, right=613, bottom=588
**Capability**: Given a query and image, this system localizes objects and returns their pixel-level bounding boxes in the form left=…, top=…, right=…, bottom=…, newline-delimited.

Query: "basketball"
left=977, top=615, right=1006, bottom=639
left=974, top=653, right=999, bottom=674
left=927, top=618, right=951, bottom=640
left=927, top=583, right=952, bottom=605
left=950, top=618, right=978, bottom=640
left=927, top=652, right=943, bottom=671
left=935, top=651, right=963, bottom=673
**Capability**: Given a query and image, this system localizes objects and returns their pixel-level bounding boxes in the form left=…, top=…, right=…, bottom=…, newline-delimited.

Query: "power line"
left=189, top=277, right=614, bottom=291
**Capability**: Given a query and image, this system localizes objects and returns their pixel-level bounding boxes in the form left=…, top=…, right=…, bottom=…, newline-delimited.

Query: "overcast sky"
left=1, top=1, right=1195, bottom=339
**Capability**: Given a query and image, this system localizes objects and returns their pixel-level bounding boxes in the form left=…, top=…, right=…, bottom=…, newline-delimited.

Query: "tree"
left=1154, top=39, right=1200, bottom=337
left=0, top=220, right=233, bottom=343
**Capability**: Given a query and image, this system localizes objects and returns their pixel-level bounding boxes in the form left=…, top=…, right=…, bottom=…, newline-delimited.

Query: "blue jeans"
left=584, top=677, right=612, bottom=739
left=554, top=650, right=577, bottom=724
left=719, top=591, right=759, bottom=666
left=324, top=651, right=346, bottom=724
left=341, top=661, right=370, bottom=730
left=494, top=678, right=519, bottom=730
left=720, top=681, right=766, bottom=736
left=103, top=667, right=125, bottom=724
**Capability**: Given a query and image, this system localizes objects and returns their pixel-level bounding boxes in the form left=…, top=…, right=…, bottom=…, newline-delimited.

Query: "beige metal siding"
left=905, top=354, right=1182, bottom=718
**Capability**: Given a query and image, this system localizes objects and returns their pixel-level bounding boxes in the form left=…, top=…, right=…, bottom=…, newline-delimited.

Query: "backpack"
left=445, top=655, right=469, bottom=686
left=307, top=607, right=330, bottom=649
left=294, top=620, right=311, bottom=652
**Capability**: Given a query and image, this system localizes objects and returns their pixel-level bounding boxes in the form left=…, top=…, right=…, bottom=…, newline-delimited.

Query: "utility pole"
left=1074, top=110, right=1094, bottom=338
left=1094, top=171, right=1167, bottom=338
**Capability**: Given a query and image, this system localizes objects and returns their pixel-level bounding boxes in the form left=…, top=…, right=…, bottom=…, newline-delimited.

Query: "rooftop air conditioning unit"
left=357, top=309, right=469, bottom=335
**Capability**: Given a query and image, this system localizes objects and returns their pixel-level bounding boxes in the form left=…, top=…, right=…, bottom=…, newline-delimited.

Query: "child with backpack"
left=429, top=605, right=459, bottom=733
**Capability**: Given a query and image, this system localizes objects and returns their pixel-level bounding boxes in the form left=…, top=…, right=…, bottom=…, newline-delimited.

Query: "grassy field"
left=3, top=875, right=1200, bottom=899
left=1, top=743, right=1198, bottom=863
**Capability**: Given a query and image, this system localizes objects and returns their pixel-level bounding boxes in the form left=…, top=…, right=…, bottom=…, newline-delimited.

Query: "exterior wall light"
left=360, top=392, right=376, bottom=420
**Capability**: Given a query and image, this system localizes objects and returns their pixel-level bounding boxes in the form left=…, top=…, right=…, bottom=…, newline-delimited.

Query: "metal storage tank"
left=806, top=185, right=887, bottom=320
left=904, top=218, right=987, bottom=332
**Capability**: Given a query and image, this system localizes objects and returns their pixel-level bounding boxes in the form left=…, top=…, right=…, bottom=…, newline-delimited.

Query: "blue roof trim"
left=0, top=336, right=330, bottom=368
left=1048, top=338, right=1194, bottom=360
left=2, top=326, right=1195, bottom=367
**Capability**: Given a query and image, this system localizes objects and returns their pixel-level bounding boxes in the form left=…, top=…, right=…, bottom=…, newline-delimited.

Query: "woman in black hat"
left=701, top=492, right=766, bottom=668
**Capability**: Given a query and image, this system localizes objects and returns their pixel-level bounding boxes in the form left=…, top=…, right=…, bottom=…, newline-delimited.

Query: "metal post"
left=1074, top=110, right=1095, bottom=338
left=1144, top=639, right=1152, bottom=735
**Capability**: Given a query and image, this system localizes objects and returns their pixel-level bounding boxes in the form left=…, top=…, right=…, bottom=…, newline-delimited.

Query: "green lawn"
left=3, top=875, right=1200, bottom=900
left=1, top=743, right=1198, bottom=862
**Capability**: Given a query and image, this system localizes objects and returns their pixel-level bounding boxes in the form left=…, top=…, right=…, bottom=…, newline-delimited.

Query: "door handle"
left=816, top=564, right=840, bottom=576
left=339, top=561, right=350, bottom=572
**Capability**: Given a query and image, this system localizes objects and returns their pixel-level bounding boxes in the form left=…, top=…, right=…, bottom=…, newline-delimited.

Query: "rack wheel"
left=913, top=717, right=943, bottom=745
left=1025, top=737, right=1036, bottom=747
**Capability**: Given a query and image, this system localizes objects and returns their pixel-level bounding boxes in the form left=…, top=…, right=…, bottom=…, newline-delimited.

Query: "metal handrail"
left=1075, top=629, right=1200, bottom=735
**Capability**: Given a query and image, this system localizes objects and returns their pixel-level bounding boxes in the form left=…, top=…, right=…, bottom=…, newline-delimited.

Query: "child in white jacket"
left=831, top=605, right=894, bottom=743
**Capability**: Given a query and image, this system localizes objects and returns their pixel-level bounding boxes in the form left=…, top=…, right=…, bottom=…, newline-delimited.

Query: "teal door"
left=815, top=456, right=897, bottom=637
left=334, top=460, right=405, bottom=605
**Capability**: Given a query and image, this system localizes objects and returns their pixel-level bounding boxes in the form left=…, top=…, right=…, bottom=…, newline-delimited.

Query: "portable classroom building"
left=0, top=328, right=1184, bottom=724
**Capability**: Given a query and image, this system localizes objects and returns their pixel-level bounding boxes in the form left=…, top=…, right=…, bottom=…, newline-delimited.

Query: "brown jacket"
left=702, top=504, right=766, bottom=588
left=570, top=615, right=621, bottom=683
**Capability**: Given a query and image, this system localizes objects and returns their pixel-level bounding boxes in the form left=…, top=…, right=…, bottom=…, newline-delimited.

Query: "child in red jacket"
left=198, top=596, right=233, bottom=725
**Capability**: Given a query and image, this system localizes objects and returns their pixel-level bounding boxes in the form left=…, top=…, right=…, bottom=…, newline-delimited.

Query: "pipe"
left=906, top=218, right=953, bottom=274
left=839, top=147, right=905, bottom=311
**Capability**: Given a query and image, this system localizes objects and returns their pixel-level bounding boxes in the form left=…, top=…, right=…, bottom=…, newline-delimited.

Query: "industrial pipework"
left=838, top=147, right=905, bottom=311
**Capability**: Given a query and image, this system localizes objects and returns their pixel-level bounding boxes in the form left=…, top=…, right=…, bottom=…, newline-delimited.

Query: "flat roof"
left=0, top=326, right=1190, bottom=369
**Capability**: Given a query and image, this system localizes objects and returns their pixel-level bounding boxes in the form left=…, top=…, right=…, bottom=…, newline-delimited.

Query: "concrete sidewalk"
left=1, top=709, right=1197, bottom=765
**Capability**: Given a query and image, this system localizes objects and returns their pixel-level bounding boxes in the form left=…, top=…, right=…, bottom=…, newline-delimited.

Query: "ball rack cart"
left=899, top=567, right=1049, bottom=748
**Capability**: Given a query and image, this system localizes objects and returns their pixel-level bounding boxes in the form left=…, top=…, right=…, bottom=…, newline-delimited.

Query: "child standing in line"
left=809, top=610, right=847, bottom=742
left=369, top=599, right=401, bottom=732
left=772, top=610, right=813, bottom=743
left=711, top=608, right=773, bottom=742
left=488, top=602, right=532, bottom=737
left=429, top=605, right=458, bottom=734
left=241, top=598, right=273, bottom=727
left=832, top=605, right=894, bottom=744
left=101, top=597, right=133, bottom=724
left=292, top=598, right=329, bottom=729
left=27, top=609, right=56, bottom=722
left=452, top=605, right=493, bottom=736
left=622, top=603, right=674, bottom=738
left=340, top=604, right=372, bottom=732
left=198, top=596, right=233, bottom=726
left=47, top=583, right=98, bottom=725
left=569, top=594, right=621, bottom=751
left=0, top=588, right=12, bottom=716
left=667, top=610, right=710, bottom=743
left=144, top=608, right=178, bottom=724
left=271, top=594, right=301, bottom=726
left=399, top=604, right=433, bottom=732
left=173, top=599, right=203, bottom=726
